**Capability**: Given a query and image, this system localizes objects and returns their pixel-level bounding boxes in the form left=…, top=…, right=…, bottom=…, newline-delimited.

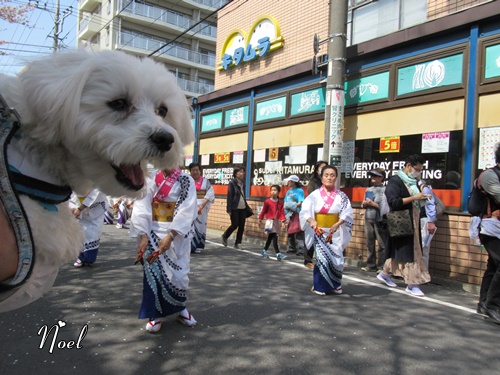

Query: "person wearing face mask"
left=376, top=155, right=431, bottom=297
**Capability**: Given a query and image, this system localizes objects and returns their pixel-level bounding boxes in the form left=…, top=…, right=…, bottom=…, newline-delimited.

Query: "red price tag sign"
left=380, top=137, right=400, bottom=153
left=214, top=152, right=230, bottom=163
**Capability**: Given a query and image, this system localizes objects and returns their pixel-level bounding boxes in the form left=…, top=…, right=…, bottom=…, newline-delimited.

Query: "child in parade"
left=259, top=185, right=287, bottom=260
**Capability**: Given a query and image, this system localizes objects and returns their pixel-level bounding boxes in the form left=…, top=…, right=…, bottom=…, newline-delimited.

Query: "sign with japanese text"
left=224, top=106, right=249, bottom=128
left=397, top=54, right=463, bottom=96
left=380, top=137, right=400, bottom=153
left=218, top=16, right=284, bottom=71
left=201, top=112, right=222, bottom=132
left=290, top=88, right=325, bottom=116
left=485, top=44, right=500, bottom=79
left=255, top=96, right=287, bottom=122
left=422, top=132, right=450, bottom=153
left=345, top=71, right=390, bottom=106
left=214, top=152, right=230, bottom=163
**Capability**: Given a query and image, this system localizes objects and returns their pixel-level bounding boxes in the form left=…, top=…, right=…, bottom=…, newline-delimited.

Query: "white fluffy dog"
left=0, top=50, right=194, bottom=312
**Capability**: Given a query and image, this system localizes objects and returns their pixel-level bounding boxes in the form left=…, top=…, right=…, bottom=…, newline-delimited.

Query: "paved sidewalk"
left=0, top=225, right=498, bottom=375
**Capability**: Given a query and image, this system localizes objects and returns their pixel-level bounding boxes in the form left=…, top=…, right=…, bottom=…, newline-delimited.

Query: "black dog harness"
left=0, top=94, right=72, bottom=292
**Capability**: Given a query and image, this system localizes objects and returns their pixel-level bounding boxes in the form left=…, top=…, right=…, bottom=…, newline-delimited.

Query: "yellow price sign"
left=380, top=137, right=400, bottom=153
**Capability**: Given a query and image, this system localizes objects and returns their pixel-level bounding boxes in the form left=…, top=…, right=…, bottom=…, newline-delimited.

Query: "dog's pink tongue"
left=121, top=164, right=144, bottom=187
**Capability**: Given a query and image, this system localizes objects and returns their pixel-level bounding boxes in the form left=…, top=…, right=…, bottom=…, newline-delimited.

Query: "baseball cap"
left=284, top=175, right=300, bottom=183
left=368, top=168, right=385, bottom=178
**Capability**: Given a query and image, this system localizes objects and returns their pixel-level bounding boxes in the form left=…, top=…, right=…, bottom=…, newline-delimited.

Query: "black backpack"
left=467, top=166, right=500, bottom=217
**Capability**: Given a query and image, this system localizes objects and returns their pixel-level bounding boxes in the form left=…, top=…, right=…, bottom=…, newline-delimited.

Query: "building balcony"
left=176, top=77, right=214, bottom=96
left=118, top=31, right=216, bottom=72
left=79, top=14, right=101, bottom=39
left=119, top=0, right=217, bottom=41
left=78, top=0, right=101, bottom=13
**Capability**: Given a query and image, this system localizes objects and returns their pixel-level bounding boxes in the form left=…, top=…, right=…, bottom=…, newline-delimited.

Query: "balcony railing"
left=120, top=0, right=217, bottom=38
left=119, top=30, right=216, bottom=67
left=176, top=77, right=214, bottom=95
left=191, top=0, right=230, bottom=9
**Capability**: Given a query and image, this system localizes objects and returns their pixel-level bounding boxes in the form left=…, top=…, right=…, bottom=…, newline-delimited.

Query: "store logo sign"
left=218, top=16, right=284, bottom=71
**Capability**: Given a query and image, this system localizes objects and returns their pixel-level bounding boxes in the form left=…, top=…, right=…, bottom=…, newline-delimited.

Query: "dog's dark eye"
left=156, top=106, right=168, bottom=118
left=108, top=99, right=130, bottom=112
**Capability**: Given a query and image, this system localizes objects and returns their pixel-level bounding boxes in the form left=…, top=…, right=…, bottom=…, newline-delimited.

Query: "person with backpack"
left=474, top=143, right=500, bottom=325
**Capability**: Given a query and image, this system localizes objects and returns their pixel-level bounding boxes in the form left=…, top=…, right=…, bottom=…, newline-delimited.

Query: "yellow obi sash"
left=315, top=213, right=339, bottom=228
left=152, top=202, right=175, bottom=222
left=196, top=189, right=206, bottom=199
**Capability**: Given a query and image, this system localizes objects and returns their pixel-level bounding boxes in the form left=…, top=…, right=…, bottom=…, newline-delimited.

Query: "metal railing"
left=120, top=0, right=217, bottom=38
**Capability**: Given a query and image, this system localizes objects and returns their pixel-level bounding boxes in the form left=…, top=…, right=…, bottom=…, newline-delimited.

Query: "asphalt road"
left=1, top=225, right=498, bottom=375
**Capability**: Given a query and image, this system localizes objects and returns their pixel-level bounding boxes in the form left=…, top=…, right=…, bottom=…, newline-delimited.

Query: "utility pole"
left=322, top=0, right=348, bottom=176
left=51, top=0, right=72, bottom=52
left=30, top=0, right=72, bottom=52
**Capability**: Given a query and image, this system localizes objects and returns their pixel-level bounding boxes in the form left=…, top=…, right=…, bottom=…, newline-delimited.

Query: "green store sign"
left=397, top=54, right=463, bottom=96
left=290, top=88, right=325, bottom=116
left=485, top=44, right=500, bottom=79
left=345, top=71, right=390, bottom=106
left=224, top=106, right=249, bottom=128
left=256, top=96, right=287, bottom=122
left=201, top=112, right=222, bottom=132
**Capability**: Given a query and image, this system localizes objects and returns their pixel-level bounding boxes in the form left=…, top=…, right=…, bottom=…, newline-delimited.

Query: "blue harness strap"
left=0, top=95, right=36, bottom=291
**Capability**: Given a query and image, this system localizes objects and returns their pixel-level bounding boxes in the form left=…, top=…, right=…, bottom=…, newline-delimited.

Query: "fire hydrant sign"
left=380, top=137, right=400, bottom=153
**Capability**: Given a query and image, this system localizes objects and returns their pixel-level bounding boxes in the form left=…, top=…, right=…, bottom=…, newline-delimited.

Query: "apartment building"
left=76, top=0, right=229, bottom=98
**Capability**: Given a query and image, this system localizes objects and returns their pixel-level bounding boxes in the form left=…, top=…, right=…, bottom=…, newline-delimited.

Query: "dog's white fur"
left=0, top=50, right=194, bottom=311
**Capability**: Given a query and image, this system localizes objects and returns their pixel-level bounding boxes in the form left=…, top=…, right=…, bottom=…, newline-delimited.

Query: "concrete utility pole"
left=322, top=0, right=348, bottom=174
left=48, top=0, right=73, bottom=53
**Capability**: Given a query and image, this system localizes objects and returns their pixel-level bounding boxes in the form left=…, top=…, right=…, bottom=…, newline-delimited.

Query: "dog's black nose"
left=149, top=132, right=174, bottom=152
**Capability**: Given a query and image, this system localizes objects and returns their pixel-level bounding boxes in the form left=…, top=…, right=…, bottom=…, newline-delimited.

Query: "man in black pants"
left=477, top=143, right=500, bottom=325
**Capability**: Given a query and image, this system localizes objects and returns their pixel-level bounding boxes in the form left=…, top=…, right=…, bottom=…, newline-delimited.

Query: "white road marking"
left=205, top=239, right=478, bottom=314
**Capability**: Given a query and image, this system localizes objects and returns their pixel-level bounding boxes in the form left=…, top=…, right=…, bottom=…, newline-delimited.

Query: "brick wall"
left=207, top=198, right=488, bottom=285
left=427, top=0, right=490, bottom=20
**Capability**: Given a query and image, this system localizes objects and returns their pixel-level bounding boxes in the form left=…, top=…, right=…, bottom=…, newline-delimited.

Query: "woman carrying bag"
left=376, top=155, right=431, bottom=297
left=221, top=167, right=251, bottom=249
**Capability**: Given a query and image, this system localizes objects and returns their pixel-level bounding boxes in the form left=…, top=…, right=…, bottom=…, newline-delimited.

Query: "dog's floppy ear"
left=19, top=51, right=96, bottom=145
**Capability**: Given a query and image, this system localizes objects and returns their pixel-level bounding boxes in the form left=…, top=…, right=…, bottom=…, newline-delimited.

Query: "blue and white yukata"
left=300, top=188, right=353, bottom=294
left=130, top=171, right=197, bottom=320
left=191, top=177, right=214, bottom=252
left=70, top=189, right=108, bottom=264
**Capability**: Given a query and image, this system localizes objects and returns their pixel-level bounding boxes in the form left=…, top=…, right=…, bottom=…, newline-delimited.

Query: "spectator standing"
left=300, top=165, right=353, bottom=296
left=189, top=162, right=215, bottom=254
left=304, top=160, right=327, bottom=269
left=361, top=168, right=388, bottom=272
left=376, top=155, right=431, bottom=297
left=418, top=179, right=438, bottom=271
left=284, top=175, right=305, bottom=256
left=258, top=185, right=287, bottom=261
left=130, top=167, right=198, bottom=333
left=70, top=189, right=108, bottom=267
left=476, top=143, right=500, bottom=325
left=221, top=167, right=248, bottom=249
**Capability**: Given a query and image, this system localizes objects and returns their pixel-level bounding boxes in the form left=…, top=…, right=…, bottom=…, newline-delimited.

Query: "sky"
left=0, top=0, right=78, bottom=76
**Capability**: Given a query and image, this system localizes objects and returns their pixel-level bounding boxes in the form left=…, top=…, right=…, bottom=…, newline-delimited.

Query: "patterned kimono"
left=69, top=189, right=108, bottom=264
left=300, top=187, right=353, bottom=294
left=191, top=177, right=215, bottom=251
left=130, top=169, right=197, bottom=320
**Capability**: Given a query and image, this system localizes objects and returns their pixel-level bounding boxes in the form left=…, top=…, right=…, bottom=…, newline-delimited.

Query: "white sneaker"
left=406, top=285, right=425, bottom=297
left=73, top=259, right=83, bottom=268
left=145, top=319, right=162, bottom=333
left=177, top=309, right=197, bottom=327
left=194, top=248, right=202, bottom=254
left=377, top=272, right=397, bottom=288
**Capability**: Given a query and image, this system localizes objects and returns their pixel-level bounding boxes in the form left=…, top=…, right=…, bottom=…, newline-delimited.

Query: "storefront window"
left=344, top=130, right=463, bottom=190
